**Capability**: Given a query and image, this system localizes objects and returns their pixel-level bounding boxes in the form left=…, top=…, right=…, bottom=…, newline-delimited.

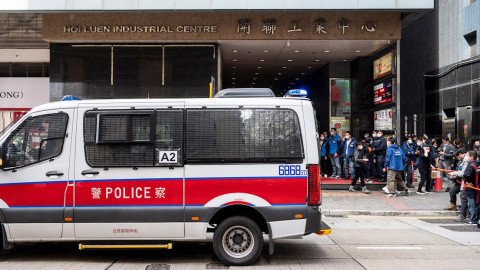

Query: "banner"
left=0, top=78, right=50, bottom=109
left=373, top=52, right=393, bottom=80
left=374, top=109, right=393, bottom=131
left=373, top=80, right=393, bottom=105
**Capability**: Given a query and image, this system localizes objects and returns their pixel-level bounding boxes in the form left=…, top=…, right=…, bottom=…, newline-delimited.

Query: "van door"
left=73, top=104, right=185, bottom=239
left=0, top=109, right=74, bottom=240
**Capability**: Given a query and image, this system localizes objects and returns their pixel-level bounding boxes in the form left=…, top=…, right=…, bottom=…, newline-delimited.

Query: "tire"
left=213, top=216, right=263, bottom=266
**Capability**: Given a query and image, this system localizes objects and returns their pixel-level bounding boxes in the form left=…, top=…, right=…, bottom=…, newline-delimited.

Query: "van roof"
left=29, top=97, right=309, bottom=113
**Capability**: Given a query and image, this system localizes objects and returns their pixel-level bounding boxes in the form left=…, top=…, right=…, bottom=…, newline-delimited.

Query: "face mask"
left=359, top=146, right=363, bottom=150
left=376, top=134, right=381, bottom=138
left=408, top=140, right=412, bottom=144
left=464, top=155, right=469, bottom=162
left=417, top=142, right=422, bottom=146
left=426, top=150, right=430, bottom=153
left=476, top=144, right=480, bottom=147
left=370, top=140, right=373, bottom=144
left=320, top=136, right=325, bottom=140
left=372, top=134, right=376, bottom=138
left=345, top=136, right=350, bottom=140
left=330, top=132, right=334, bottom=136
left=364, top=135, right=368, bottom=138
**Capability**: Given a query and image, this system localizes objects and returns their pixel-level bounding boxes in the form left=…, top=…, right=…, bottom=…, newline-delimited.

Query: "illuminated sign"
left=373, top=80, right=393, bottom=105
left=373, top=52, right=394, bottom=80
left=374, top=109, right=393, bottom=131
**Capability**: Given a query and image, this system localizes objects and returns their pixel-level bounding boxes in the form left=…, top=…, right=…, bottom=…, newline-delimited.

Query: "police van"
left=0, top=89, right=327, bottom=266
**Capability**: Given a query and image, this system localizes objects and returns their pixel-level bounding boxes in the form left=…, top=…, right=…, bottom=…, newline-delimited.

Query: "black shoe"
left=445, top=187, right=451, bottom=192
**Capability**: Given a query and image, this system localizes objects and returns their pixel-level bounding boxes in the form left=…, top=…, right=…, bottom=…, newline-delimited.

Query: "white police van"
left=0, top=88, right=328, bottom=266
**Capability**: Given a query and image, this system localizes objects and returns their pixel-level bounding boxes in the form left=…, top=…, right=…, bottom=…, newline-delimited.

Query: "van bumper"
left=304, top=205, right=321, bottom=235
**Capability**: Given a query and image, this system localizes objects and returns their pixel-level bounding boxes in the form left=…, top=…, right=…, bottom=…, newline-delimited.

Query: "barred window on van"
left=83, top=109, right=183, bottom=167
left=185, top=109, right=304, bottom=162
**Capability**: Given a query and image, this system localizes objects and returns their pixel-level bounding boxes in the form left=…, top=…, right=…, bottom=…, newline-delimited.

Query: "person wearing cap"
left=383, top=137, right=408, bottom=197
left=373, top=130, right=387, bottom=182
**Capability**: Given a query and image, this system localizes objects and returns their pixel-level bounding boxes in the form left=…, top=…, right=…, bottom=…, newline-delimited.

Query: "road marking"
left=357, top=247, right=423, bottom=250
left=370, top=191, right=415, bottom=211
left=323, top=192, right=369, bottom=197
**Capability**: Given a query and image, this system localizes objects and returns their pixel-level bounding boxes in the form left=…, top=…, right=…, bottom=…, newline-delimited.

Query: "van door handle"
left=46, top=170, right=64, bottom=178
left=81, top=170, right=99, bottom=176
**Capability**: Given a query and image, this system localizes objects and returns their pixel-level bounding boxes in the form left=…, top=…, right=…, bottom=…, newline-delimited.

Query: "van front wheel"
left=213, top=216, right=263, bottom=266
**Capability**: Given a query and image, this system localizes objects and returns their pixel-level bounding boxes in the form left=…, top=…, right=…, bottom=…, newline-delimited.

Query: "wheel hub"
left=222, top=225, right=254, bottom=258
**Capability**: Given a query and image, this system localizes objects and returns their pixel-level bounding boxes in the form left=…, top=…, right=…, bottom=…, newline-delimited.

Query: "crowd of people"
left=318, top=129, right=480, bottom=225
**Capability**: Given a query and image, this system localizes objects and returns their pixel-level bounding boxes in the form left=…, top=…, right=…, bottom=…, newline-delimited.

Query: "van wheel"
left=213, top=216, right=263, bottom=266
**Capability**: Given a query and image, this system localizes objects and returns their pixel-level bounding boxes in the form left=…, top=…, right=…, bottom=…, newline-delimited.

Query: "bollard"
left=433, top=170, right=443, bottom=191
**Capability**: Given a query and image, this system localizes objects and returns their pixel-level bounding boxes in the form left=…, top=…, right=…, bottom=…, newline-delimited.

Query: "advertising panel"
left=373, top=80, right=393, bottom=105
left=373, top=52, right=393, bottom=80
left=0, top=78, right=50, bottom=109
left=374, top=109, right=393, bottom=131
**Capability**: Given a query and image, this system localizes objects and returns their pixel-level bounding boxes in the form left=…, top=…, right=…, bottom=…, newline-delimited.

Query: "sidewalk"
left=321, top=188, right=460, bottom=217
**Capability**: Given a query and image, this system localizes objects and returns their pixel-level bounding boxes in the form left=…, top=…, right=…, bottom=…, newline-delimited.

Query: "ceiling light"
left=264, top=50, right=269, bottom=53
left=232, top=72, right=236, bottom=75
left=288, top=59, right=293, bottom=62
left=233, top=67, right=237, bottom=69
left=315, top=59, right=320, bottom=62
left=232, top=49, right=238, bottom=53
left=255, top=72, right=259, bottom=75
left=274, top=78, right=278, bottom=80
left=307, top=66, right=312, bottom=69
left=294, top=50, right=300, bottom=53
left=288, top=86, right=291, bottom=88
left=232, top=82, right=236, bottom=84
left=291, top=83, right=294, bottom=85
left=257, top=66, right=262, bottom=69
left=232, top=78, right=236, bottom=80
left=260, top=59, right=265, bottom=62
left=278, top=73, right=282, bottom=75
left=233, top=59, right=237, bottom=62
left=295, top=78, right=299, bottom=80
left=282, top=66, right=287, bottom=69
left=301, top=72, right=305, bottom=75
left=354, top=50, right=360, bottom=53
left=342, top=59, right=348, bottom=62
left=324, top=50, right=330, bottom=53
left=252, top=82, right=256, bottom=85
left=253, top=78, right=257, bottom=80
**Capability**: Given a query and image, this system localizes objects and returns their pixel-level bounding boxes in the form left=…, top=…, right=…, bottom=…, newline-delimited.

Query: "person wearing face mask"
left=383, top=137, right=409, bottom=197
left=363, top=137, right=374, bottom=182
left=373, top=130, right=387, bottom=182
left=461, top=151, right=479, bottom=225
left=438, top=137, right=456, bottom=192
left=340, top=131, right=357, bottom=180
left=328, top=128, right=342, bottom=179
left=416, top=144, right=436, bottom=194
left=473, top=140, right=480, bottom=151
left=401, top=136, right=416, bottom=188
left=446, top=150, right=468, bottom=216
left=349, top=142, right=371, bottom=194
left=319, top=132, right=330, bottom=178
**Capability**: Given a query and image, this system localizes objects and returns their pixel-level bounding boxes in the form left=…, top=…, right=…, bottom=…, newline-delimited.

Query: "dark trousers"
left=403, top=161, right=413, bottom=186
left=460, top=190, right=468, bottom=216
left=320, top=156, right=330, bottom=175
left=351, top=166, right=366, bottom=187
left=375, top=154, right=386, bottom=180
left=449, top=182, right=461, bottom=204
left=366, top=161, right=374, bottom=179
left=418, top=166, right=432, bottom=191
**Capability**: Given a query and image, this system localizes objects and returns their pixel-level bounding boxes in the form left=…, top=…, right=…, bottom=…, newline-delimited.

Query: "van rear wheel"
left=213, top=216, right=263, bottom=266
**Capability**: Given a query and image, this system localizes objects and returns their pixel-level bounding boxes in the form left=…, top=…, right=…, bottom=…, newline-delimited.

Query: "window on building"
left=465, top=31, right=477, bottom=58
left=2, top=113, right=69, bottom=170
left=470, top=0, right=477, bottom=5
left=0, top=63, right=49, bottom=77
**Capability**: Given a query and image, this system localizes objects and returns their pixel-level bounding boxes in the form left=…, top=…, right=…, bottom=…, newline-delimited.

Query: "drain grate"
left=440, top=225, right=480, bottom=232
left=420, top=219, right=458, bottom=224
left=206, top=263, right=230, bottom=269
left=145, top=264, right=170, bottom=270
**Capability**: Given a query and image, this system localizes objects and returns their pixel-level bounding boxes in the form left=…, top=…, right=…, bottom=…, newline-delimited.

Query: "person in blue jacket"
left=401, top=136, right=416, bottom=188
left=319, top=132, right=330, bottom=177
left=384, top=137, right=409, bottom=197
left=328, top=128, right=342, bottom=179
left=340, top=131, right=357, bottom=180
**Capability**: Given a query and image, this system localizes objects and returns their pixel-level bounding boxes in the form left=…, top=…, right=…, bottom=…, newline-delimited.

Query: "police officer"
left=373, top=130, right=387, bottom=182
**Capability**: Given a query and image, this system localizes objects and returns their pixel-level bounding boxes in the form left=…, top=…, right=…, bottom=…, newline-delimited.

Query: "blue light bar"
left=284, top=89, right=308, bottom=98
left=61, top=95, right=82, bottom=101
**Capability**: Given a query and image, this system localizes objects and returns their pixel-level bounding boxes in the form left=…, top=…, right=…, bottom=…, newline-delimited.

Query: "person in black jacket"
left=348, top=142, right=371, bottom=194
left=373, top=130, right=387, bottom=182
left=416, top=143, right=436, bottom=194
left=463, top=151, right=479, bottom=224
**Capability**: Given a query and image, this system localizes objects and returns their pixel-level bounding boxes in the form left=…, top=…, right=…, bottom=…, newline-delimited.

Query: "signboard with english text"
left=0, top=78, right=50, bottom=109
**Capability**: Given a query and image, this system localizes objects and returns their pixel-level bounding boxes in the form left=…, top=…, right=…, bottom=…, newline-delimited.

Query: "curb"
left=322, top=209, right=460, bottom=217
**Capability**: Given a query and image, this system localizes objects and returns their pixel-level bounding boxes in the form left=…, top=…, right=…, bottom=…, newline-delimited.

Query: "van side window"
left=83, top=109, right=183, bottom=167
left=185, top=108, right=304, bottom=162
left=2, top=113, right=69, bottom=170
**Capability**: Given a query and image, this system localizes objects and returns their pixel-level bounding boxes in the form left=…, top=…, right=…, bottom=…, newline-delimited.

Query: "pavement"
left=321, top=177, right=462, bottom=216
